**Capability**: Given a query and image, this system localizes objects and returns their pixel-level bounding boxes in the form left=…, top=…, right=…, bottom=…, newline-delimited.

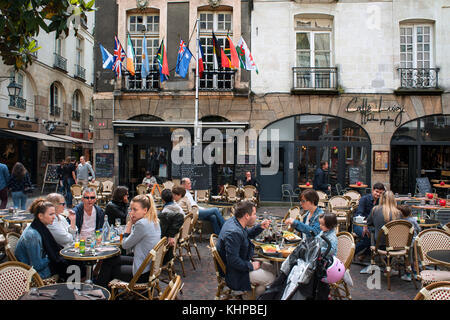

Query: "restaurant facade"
left=93, top=0, right=450, bottom=201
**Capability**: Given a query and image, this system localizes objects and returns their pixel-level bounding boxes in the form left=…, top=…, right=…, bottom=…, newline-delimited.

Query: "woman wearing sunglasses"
left=46, top=193, right=78, bottom=247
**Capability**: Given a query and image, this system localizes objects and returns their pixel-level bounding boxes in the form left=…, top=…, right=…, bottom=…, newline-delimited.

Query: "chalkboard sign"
left=416, top=177, right=432, bottom=195
left=171, top=162, right=181, bottom=178
left=95, top=153, right=114, bottom=178
left=41, top=164, right=60, bottom=193
left=234, top=164, right=257, bottom=181
left=181, top=163, right=212, bottom=190
left=348, top=167, right=361, bottom=185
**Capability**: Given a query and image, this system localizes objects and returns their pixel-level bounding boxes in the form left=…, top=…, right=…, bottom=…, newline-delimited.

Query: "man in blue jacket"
left=313, top=160, right=331, bottom=194
left=0, top=162, right=10, bottom=209
left=216, top=201, right=275, bottom=298
left=73, top=187, right=105, bottom=239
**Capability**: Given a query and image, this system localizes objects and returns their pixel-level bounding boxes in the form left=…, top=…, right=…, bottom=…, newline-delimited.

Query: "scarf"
left=31, top=218, right=68, bottom=276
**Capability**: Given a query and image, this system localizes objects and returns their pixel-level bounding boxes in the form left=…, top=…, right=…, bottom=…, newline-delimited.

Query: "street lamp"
left=0, top=76, right=22, bottom=100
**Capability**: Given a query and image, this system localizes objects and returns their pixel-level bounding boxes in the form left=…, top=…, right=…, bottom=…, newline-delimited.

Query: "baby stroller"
left=259, top=232, right=345, bottom=300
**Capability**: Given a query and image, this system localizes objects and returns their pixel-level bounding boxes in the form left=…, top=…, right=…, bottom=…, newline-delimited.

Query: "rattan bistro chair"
left=196, top=190, right=210, bottom=203
left=283, top=206, right=301, bottom=223
left=370, top=220, right=416, bottom=291
left=330, top=232, right=355, bottom=300
left=70, top=184, right=83, bottom=205
left=0, top=261, right=45, bottom=300
left=413, top=281, right=450, bottom=300
left=5, top=232, right=20, bottom=261
left=443, top=222, right=450, bottom=233
left=329, top=196, right=351, bottom=232
left=109, top=237, right=168, bottom=300
left=225, top=185, right=240, bottom=203
left=160, top=232, right=181, bottom=284
left=159, top=275, right=183, bottom=300
left=316, top=190, right=328, bottom=208
left=414, top=229, right=450, bottom=287
left=242, top=185, right=258, bottom=204
left=177, top=213, right=196, bottom=277
left=343, top=190, right=361, bottom=204
left=101, top=180, right=114, bottom=201
left=136, top=184, right=148, bottom=196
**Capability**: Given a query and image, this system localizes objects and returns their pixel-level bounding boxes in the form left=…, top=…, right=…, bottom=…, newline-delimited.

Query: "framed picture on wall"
left=373, top=151, right=389, bottom=171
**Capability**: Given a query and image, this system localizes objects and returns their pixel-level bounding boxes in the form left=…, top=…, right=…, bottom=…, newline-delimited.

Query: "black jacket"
left=8, top=172, right=32, bottom=192
left=73, top=203, right=105, bottom=232
left=104, top=200, right=128, bottom=225
left=158, top=202, right=184, bottom=238
left=313, top=167, right=328, bottom=192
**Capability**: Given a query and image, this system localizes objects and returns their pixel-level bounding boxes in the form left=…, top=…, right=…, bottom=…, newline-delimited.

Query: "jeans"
left=354, top=225, right=371, bottom=255
left=0, top=187, right=7, bottom=209
left=11, top=191, right=27, bottom=210
left=96, top=255, right=149, bottom=288
left=64, top=178, right=75, bottom=207
left=199, top=207, right=225, bottom=235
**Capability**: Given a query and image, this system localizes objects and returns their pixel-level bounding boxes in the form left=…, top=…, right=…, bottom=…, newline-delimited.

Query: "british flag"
left=112, top=36, right=126, bottom=77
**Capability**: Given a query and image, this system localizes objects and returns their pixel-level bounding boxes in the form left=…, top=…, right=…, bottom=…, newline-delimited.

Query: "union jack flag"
left=113, top=36, right=126, bottom=77
left=178, top=40, right=186, bottom=55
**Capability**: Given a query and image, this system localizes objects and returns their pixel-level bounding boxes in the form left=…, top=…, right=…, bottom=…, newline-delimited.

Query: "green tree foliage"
left=0, top=0, right=96, bottom=70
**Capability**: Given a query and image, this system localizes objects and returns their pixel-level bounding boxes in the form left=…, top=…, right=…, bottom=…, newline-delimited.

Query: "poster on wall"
left=373, top=151, right=389, bottom=171
left=159, top=164, right=167, bottom=178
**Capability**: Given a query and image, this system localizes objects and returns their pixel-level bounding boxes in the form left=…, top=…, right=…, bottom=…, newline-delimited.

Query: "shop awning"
left=51, top=134, right=93, bottom=147
left=112, top=120, right=249, bottom=129
left=0, top=129, right=71, bottom=142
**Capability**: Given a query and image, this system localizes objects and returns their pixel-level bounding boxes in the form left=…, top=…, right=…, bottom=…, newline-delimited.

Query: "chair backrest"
left=316, top=190, right=328, bottom=201
left=335, top=183, right=343, bottom=195
left=343, top=190, right=361, bottom=202
left=0, top=261, right=44, bottom=300
left=413, top=281, right=450, bottom=300
left=88, top=181, right=101, bottom=193
left=225, top=185, right=238, bottom=198
left=179, top=213, right=193, bottom=241
left=283, top=206, right=301, bottom=222
left=160, top=275, right=183, bottom=300
left=129, top=237, right=167, bottom=288
left=209, top=234, right=227, bottom=276
left=101, top=180, right=114, bottom=193
left=172, top=179, right=181, bottom=187
left=336, top=232, right=355, bottom=270
left=163, top=181, right=174, bottom=190
left=71, top=184, right=82, bottom=196
left=5, top=232, right=21, bottom=261
left=243, top=185, right=257, bottom=199
left=328, top=196, right=350, bottom=210
left=436, top=209, right=450, bottom=227
left=444, top=222, right=450, bottom=233
left=190, top=206, right=199, bottom=229
left=415, top=228, right=450, bottom=267
left=378, top=220, right=414, bottom=251
left=197, top=190, right=209, bottom=202
left=136, top=184, right=147, bottom=195
left=281, top=184, right=292, bottom=194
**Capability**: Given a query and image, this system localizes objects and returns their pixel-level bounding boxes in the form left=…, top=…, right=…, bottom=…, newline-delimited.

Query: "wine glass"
left=115, top=218, right=121, bottom=228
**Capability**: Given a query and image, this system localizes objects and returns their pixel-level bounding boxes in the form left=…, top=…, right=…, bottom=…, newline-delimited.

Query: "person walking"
left=76, top=156, right=95, bottom=188
left=313, top=160, right=331, bottom=194
left=62, top=156, right=76, bottom=208
left=0, top=161, right=10, bottom=209
left=8, top=162, right=32, bottom=210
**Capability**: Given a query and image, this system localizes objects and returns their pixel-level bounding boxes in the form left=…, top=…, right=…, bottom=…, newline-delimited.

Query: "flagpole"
left=194, top=19, right=200, bottom=202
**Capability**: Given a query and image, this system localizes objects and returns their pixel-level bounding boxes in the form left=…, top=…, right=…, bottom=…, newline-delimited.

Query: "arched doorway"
left=258, top=114, right=371, bottom=201
left=391, top=115, right=450, bottom=195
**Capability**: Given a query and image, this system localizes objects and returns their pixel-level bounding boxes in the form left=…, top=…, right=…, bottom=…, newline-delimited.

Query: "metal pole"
left=194, top=19, right=200, bottom=202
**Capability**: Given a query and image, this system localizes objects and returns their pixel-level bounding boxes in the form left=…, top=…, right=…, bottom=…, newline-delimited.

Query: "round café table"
left=417, top=218, right=440, bottom=228
left=298, top=184, right=313, bottom=189
left=60, top=245, right=120, bottom=288
left=2, top=213, right=34, bottom=233
left=426, top=250, right=450, bottom=268
left=19, top=282, right=110, bottom=300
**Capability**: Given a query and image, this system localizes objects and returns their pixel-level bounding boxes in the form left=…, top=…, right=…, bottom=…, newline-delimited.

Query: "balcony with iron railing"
left=53, top=53, right=67, bottom=72
left=292, top=67, right=339, bottom=94
left=9, top=96, right=27, bottom=110
left=72, top=110, right=81, bottom=121
left=199, top=69, right=236, bottom=92
left=395, top=68, right=443, bottom=95
left=122, top=70, right=160, bottom=92
left=74, top=64, right=86, bottom=81
left=89, top=114, right=94, bottom=122
left=50, top=105, right=61, bottom=116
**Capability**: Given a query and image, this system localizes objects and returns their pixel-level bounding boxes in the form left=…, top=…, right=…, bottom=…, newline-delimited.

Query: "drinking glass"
left=115, top=218, right=121, bottom=228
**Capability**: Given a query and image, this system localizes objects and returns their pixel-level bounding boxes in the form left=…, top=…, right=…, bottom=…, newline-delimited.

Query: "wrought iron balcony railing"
left=199, top=69, right=236, bottom=91
left=50, top=105, right=61, bottom=116
left=9, top=96, right=27, bottom=110
left=72, top=110, right=81, bottom=121
left=292, top=67, right=338, bottom=90
left=75, top=64, right=86, bottom=81
left=398, top=68, right=439, bottom=89
left=122, top=70, right=160, bottom=92
left=89, top=114, right=94, bottom=122
left=53, top=53, right=67, bottom=72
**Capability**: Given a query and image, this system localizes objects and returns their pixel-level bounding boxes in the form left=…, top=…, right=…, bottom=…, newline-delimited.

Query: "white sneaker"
left=401, top=274, right=412, bottom=282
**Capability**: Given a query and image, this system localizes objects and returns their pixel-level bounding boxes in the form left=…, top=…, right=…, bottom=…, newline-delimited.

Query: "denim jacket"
left=15, top=225, right=52, bottom=279
left=292, top=207, right=323, bottom=238
left=317, top=229, right=337, bottom=258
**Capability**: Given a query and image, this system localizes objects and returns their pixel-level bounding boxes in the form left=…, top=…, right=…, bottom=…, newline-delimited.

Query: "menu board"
left=43, top=164, right=60, bottom=183
left=416, top=177, right=432, bottom=195
left=95, top=153, right=114, bottom=178
left=373, top=151, right=389, bottom=171
left=348, top=167, right=361, bottom=184
left=181, top=163, right=212, bottom=190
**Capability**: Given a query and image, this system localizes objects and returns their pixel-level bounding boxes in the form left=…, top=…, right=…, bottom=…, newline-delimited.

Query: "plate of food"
left=260, top=244, right=280, bottom=256
left=282, top=231, right=301, bottom=242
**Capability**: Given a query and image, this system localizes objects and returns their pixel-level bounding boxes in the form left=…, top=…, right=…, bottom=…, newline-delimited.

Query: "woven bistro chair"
left=283, top=206, right=301, bottom=223
left=188, top=209, right=201, bottom=261
left=136, top=184, right=148, bottom=196
left=0, top=261, right=45, bottom=300
left=160, top=231, right=181, bottom=284
left=159, top=275, right=183, bottom=300
left=176, top=213, right=196, bottom=277
left=101, top=180, right=114, bottom=201
left=242, top=185, right=258, bottom=204
left=208, top=234, right=255, bottom=300
left=225, top=185, right=240, bottom=203
left=109, top=237, right=168, bottom=300
left=196, top=190, right=210, bottom=203
left=443, top=222, right=450, bottom=233
left=370, top=220, right=416, bottom=291
left=190, top=205, right=205, bottom=242
left=316, top=190, right=328, bottom=208
left=162, top=181, right=174, bottom=191
left=413, top=281, right=450, bottom=300
left=343, top=190, right=361, bottom=205
left=329, top=196, right=351, bottom=232
left=414, top=229, right=450, bottom=287
left=330, top=232, right=355, bottom=300
left=5, top=232, right=21, bottom=261
left=70, top=184, right=83, bottom=205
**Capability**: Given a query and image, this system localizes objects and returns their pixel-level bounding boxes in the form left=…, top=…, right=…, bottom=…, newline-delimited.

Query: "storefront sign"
left=0, top=118, right=38, bottom=132
left=345, top=97, right=404, bottom=127
left=71, top=131, right=84, bottom=139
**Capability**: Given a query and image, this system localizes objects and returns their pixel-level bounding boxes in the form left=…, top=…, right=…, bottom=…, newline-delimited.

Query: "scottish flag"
left=100, top=44, right=114, bottom=70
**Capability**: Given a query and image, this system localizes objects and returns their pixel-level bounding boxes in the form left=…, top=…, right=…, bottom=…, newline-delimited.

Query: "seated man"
left=216, top=201, right=275, bottom=298
left=354, top=182, right=385, bottom=269
left=73, top=187, right=106, bottom=239
left=181, top=177, right=225, bottom=235
left=313, top=160, right=331, bottom=194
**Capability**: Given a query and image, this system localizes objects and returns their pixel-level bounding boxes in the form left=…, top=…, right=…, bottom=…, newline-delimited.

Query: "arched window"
left=72, top=91, right=81, bottom=121
left=50, top=83, right=61, bottom=117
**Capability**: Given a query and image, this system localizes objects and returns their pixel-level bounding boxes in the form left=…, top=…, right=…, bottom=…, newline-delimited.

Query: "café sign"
left=345, top=97, right=404, bottom=127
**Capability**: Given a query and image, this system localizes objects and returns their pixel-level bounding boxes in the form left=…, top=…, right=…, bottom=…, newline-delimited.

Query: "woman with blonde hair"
left=46, top=193, right=78, bottom=247
left=96, top=194, right=161, bottom=287
left=367, top=190, right=400, bottom=249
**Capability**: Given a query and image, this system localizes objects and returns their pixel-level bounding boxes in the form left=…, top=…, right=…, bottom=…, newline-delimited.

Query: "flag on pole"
left=175, top=40, right=186, bottom=76
left=99, top=44, right=114, bottom=70
left=236, top=37, right=258, bottom=74
left=113, top=36, right=126, bottom=77
left=225, top=35, right=240, bottom=69
left=126, top=33, right=135, bottom=76
left=155, top=40, right=169, bottom=82
left=176, top=47, right=193, bottom=78
left=141, top=35, right=150, bottom=80
left=198, top=40, right=205, bottom=78
left=212, top=32, right=223, bottom=69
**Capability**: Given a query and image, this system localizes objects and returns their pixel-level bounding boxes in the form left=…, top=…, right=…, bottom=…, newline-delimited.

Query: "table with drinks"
left=1, top=210, right=34, bottom=233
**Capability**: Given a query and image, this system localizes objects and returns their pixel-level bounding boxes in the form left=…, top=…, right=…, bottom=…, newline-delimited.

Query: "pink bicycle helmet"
left=322, top=256, right=346, bottom=284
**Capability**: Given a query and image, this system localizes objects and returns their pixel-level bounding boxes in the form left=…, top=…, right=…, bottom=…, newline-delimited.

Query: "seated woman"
left=284, top=189, right=322, bottom=238
left=142, top=171, right=157, bottom=191
left=96, top=194, right=161, bottom=287
left=104, top=186, right=129, bottom=225
left=15, top=199, right=70, bottom=281
left=46, top=193, right=78, bottom=248
left=172, top=186, right=191, bottom=215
